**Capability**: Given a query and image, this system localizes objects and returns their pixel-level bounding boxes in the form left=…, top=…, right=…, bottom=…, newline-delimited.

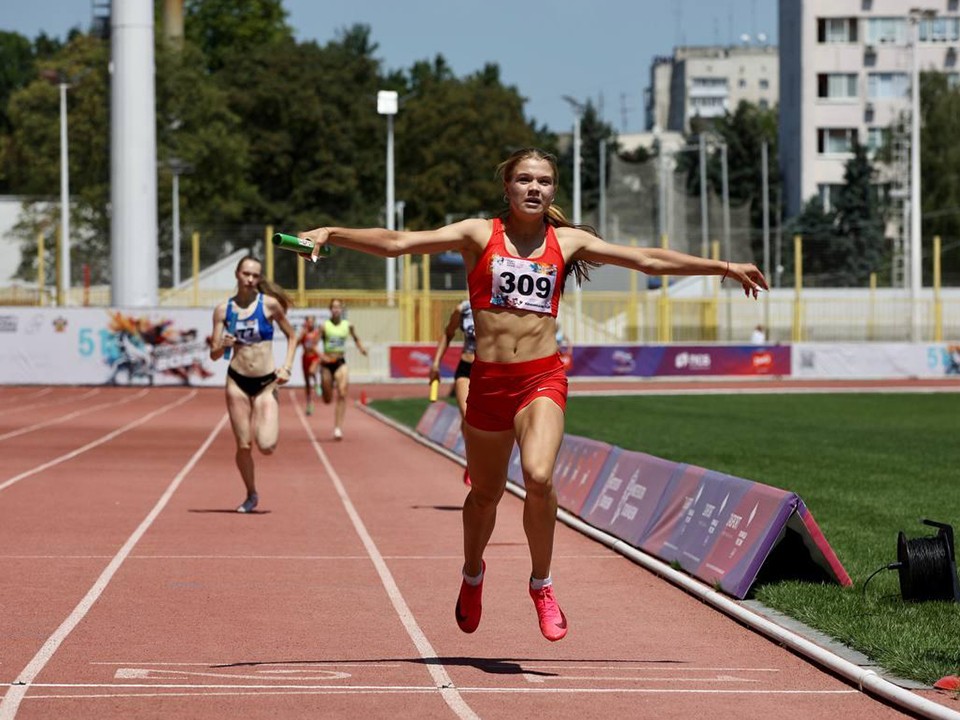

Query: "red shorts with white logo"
left=465, top=353, right=568, bottom=432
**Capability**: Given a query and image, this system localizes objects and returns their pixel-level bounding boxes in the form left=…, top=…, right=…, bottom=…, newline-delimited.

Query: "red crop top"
left=468, top=218, right=565, bottom=317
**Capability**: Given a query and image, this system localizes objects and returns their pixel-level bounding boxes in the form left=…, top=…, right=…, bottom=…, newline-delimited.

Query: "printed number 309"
left=499, top=272, right=551, bottom=299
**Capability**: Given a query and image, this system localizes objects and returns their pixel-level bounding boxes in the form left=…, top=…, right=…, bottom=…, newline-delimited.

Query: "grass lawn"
left=371, top=393, right=960, bottom=684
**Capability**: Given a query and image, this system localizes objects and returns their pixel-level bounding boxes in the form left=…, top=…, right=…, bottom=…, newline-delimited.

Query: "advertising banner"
left=568, top=345, right=790, bottom=378
left=0, top=307, right=327, bottom=387
left=412, top=404, right=851, bottom=599
left=550, top=436, right=615, bottom=515
left=697, top=484, right=797, bottom=598
left=792, top=342, right=960, bottom=378
left=651, top=470, right=755, bottom=572
left=390, top=344, right=461, bottom=379
left=580, top=450, right=687, bottom=546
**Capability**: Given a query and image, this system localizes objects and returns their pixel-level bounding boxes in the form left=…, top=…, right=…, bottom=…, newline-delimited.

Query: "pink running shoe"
left=529, top=584, right=568, bottom=641
left=455, top=560, right=485, bottom=633
left=462, top=468, right=471, bottom=486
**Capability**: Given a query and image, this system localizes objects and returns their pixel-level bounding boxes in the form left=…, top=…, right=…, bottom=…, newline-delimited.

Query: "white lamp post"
left=58, top=80, right=70, bottom=305
left=561, top=95, right=585, bottom=226
left=377, top=90, right=398, bottom=305
left=41, top=70, right=72, bottom=305
left=908, top=8, right=935, bottom=341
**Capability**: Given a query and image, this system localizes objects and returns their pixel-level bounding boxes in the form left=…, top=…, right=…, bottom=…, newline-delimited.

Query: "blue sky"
left=3, top=0, right=778, bottom=133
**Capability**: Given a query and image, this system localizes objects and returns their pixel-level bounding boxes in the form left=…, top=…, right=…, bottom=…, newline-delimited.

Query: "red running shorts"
left=464, top=353, right=568, bottom=432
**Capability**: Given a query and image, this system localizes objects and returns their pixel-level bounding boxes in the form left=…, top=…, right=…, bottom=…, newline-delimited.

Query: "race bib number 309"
left=490, top=255, right=558, bottom=314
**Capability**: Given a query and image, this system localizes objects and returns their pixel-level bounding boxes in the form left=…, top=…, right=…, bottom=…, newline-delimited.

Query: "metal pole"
left=599, top=138, right=607, bottom=239
left=573, top=114, right=582, bottom=225
left=909, top=13, right=923, bottom=341
left=386, top=113, right=396, bottom=305
left=762, top=140, right=770, bottom=332
left=172, top=170, right=180, bottom=287
left=721, top=142, right=732, bottom=340
left=698, top=133, right=708, bottom=258
left=59, top=82, right=70, bottom=306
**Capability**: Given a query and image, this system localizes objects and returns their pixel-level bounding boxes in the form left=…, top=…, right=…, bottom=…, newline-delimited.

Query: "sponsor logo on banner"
left=675, top=351, right=711, bottom=370
left=751, top=351, right=774, bottom=371
left=0, top=315, right=17, bottom=332
left=53, top=316, right=68, bottom=332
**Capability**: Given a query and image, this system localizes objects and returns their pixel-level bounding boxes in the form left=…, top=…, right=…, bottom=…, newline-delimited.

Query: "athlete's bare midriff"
left=473, top=308, right=559, bottom=363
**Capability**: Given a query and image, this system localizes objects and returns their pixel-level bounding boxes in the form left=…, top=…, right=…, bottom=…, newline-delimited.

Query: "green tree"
left=920, top=71, right=960, bottom=284
left=786, top=140, right=885, bottom=286
left=8, top=34, right=111, bottom=284
left=184, top=0, right=292, bottom=72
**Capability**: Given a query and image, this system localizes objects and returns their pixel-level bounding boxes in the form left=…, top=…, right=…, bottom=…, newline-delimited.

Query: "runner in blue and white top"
left=430, top=298, right=477, bottom=486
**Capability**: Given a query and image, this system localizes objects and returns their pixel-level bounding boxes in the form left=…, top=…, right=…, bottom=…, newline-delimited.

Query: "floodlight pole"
left=378, top=90, right=399, bottom=305
left=58, top=81, right=71, bottom=306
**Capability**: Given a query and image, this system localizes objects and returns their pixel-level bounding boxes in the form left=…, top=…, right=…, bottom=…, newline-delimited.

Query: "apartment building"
left=779, top=0, right=960, bottom=218
left=645, top=43, right=779, bottom=133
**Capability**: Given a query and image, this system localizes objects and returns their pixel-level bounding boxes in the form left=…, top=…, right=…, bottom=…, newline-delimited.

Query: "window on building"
left=866, top=127, right=889, bottom=155
left=817, top=73, right=858, bottom=99
left=818, top=17, right=858, bottom=43
left=759, top=99, right=769, bottom=109
left=817, top=183, right=845, bottom=211
left=691, top=77, right=727, bottom=90
left=759, top=78, right=769, bottom=89
left=867, top=72, right=909, bottom=98
left=817, top=128, right=857, bottom=154
left=919, top=17, right=960, bottom=42
left=738, top=78, right=747, bottom=88
left=865, top=17, right=907, bottom=44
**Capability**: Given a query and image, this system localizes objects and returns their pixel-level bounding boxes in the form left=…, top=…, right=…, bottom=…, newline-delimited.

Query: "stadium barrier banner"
left=792, top=342, right=960, bottom=378
left=550, top=436, right=615, bottom=515
left=390, top=344, right=461, bottom=379
left=413, top=403, right=851, bottom=599
left=390, top=343, right=790, bottom=379
left=0, top=307, right=325, bottom=387
left=568, top=345, right=791, bottom=377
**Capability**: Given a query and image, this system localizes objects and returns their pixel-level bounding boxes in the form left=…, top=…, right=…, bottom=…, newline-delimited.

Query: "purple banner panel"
left=568, top=345, right=791, bottom=378
left=638, top=464, right=708, bottom=557
left=580, top=450, right=686, bottom=546
left=415, top=401, right=446, bottom=437
left=439, top=411, right=465, bottom=454
left=422, top=402, right=461, bottom=447
left=551, top=436, right=615, bottom=515
left=654, top=346, right=790, bottom=377
left=789, top=501, right=853, bottom=587
left=697, top=485, right=798, bottom=598
left=653, top=470, right=755, bottom=573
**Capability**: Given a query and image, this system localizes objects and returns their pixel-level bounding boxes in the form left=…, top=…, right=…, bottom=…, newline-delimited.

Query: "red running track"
left=1, top=384, right=958, bottom=720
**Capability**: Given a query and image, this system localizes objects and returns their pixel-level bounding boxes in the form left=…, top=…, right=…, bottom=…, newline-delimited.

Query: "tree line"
left=1, top=0, right=958, bottom=290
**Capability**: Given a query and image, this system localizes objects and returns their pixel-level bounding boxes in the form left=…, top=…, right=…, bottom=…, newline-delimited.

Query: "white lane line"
left=293, top=397, right=480, bottom=720
left=0, top=390, right=197, bottom=493
left=0, top=413, right=228, bottom=720
left=0, top=389, right=149, bottom=442
left=2, top=388, right=100, bottom=414
left=0, top=553, right=616, bottom=561
left=21, top=684, right=860, bottom=696
left=524, top=665, right=780, bottom=672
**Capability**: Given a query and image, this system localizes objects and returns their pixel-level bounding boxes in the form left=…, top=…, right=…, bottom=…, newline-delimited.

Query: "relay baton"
left=272, top=232, right=331, bottom=261
left=429, top=379, right=439, bottom=402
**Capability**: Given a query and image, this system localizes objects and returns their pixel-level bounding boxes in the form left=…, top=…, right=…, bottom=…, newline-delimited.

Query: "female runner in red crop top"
left=297, top=148, right=767, bottom=642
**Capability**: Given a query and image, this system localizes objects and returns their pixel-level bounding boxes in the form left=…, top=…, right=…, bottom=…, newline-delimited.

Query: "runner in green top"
left=319, top=298, right=367, bottom=440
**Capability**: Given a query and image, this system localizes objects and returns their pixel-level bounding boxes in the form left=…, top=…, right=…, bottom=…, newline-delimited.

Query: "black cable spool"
left=897, top=519, right=960, bottom=602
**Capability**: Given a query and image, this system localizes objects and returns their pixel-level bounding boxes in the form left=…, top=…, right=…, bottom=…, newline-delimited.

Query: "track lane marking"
left=292, top=395, right=480, bottom=720
left=1, top=388, right=99, bottom=414
left=0, top=390, right=197, bottom=493
left=0, top=389, right=149, bottom=442
left=0, top=412, right=228, bottom=720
